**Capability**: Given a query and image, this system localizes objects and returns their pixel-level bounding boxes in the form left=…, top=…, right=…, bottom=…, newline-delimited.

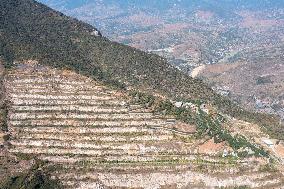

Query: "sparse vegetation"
left=258, top=163, right=277, bottom=172
left=14, top=153, right=37, bottom=161
left=3, top=134, right=10, bottom=141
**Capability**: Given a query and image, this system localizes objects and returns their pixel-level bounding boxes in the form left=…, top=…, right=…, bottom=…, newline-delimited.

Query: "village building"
left=262, top=138, right=274, bottom=148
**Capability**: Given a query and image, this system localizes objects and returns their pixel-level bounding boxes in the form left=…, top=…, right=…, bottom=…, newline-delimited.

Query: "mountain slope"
left=0, top=0, right=281, bottom=153
left=2, top=58, right=284, bottom=189
left=1, top=0, right=284, bottom=188
left=0, top=0, right=211, bottom=99
left=0, top=0, right=282, bottom=139
left=36, top=0, right=284, bottom=124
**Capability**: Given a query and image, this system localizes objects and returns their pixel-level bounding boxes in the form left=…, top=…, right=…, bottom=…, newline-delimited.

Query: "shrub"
left=3, top=134, right=10, bottom=141
left=258, top=163, right=277, bottom=172
left=0, top=103, right=8, bottom=132
left=0, top=161, right=62, bottom=189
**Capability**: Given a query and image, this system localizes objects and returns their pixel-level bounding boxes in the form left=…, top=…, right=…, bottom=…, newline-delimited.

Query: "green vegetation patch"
left=0, top=161, right=62, bottom=189
left=131, top=91, right=269, bottom=157
left=0, top=103, right=8, bottom=132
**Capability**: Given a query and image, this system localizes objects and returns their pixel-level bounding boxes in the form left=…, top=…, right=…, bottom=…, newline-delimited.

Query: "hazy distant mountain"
left=38, top=0, right=284, bottom=22
left=39, top=0, right=284, bottom=10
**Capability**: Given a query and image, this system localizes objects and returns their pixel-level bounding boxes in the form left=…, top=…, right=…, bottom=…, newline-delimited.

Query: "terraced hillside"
left=0, top=0, right=282, bottom=140
left=2, top=60, right=284, bottom=189
left=1, top=0, right=284, bottom=188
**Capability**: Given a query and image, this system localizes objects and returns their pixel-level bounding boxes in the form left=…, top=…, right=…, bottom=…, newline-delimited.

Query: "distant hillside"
left=0, top=0, right=282, bottom=138
left=199, top=45, right=284, bottom=120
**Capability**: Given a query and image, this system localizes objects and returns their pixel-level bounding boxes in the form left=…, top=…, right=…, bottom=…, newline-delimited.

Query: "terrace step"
left=10, top=139, right=186, bottom=151
left=10, top=99, right=126, bottom=106
left=9, top=93, right=117, bottom=101
left=12, top=132, right=173, bottom=142
left=9, top=144, right=192, bottom=156
left=10, top=105, right=147, bottom=113
left=7, top=84, right=106, bottom=92
left=8, top=90, right=119, bottom=96
left=9, top=125, right=168, bottom=134
left=10, top=105, right=130, bottom=113
left=9, top=146, right=128, bottom=156
left=36, top=156, right=199, bottom=169
left=9, top=112, right=157, bottom=120
left=47, top=162, right=263, bottom=176
left=9, top=119, right=170, bottom=127
left=6, top=78, right=93, bottom=85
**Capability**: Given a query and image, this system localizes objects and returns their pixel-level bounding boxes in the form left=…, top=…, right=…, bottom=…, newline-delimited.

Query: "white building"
left=262, top=139, right=274, bottom=148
